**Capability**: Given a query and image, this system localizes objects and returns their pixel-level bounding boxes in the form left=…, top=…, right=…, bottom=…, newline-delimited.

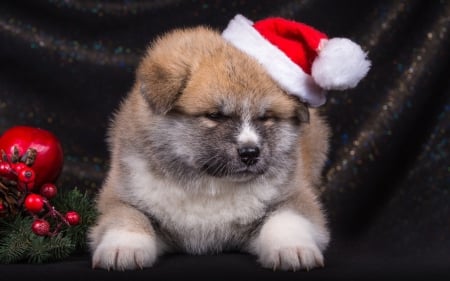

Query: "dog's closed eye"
left=205, top=111, right=229, bottom=121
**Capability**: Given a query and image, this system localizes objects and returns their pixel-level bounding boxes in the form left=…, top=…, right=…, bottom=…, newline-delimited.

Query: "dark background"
left=0, top=0, right=449, bottom=280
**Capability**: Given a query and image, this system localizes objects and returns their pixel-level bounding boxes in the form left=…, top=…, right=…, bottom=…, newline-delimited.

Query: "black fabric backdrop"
left=0, top=0, right=449, bottom=280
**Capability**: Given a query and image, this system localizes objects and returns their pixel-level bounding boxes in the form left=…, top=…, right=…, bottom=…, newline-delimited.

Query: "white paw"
left=92, top=229, right=158, bottom=271
left=258, top=243, right=324, bottom=271
left=250, top=209, right=328, bottom=271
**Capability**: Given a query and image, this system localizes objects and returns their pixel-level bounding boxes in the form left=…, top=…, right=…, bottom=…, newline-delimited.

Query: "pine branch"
left=48, top=235, right=75, bottom=261
left=53, top=187, right=98, bottom=251
left=27, top=235, right=75, bottom=263
left=0, top=216, right=32, bottom=263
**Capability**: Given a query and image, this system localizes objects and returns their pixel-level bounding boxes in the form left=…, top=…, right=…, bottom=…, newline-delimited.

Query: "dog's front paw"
left=258, top=243, right=324, bottom=271
left=92, top=229, right=158, bottom=271
left=250, top=210, right=328, bottom=271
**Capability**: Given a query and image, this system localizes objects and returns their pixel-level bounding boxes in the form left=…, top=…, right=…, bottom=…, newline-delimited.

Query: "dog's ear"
left=137, top=51, right=190, bottom=115
left=137, top=27, right=222, bottom=114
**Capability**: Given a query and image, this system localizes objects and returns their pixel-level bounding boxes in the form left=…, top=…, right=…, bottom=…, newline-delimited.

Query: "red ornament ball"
left=31, top=219, right=50, bottom=236
left=65, top=211, right=81, bottom=226
left=0, top=126, right=64, bottom=190
left=24, top=193, right=45, bottom=213
left=40, top=183, right=58, bottom=199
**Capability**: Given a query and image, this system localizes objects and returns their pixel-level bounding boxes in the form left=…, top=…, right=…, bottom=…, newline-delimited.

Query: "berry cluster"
left=0, top=148, right=80, bottom=237
left=25, top=192, right=80, bottom=236
left=0, top=149, right=37, bottom=191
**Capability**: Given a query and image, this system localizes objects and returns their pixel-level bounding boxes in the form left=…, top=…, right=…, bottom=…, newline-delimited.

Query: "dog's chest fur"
left=118, top=153, right=281, bottom=253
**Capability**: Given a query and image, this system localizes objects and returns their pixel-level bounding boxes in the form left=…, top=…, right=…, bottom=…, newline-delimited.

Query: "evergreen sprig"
left=0, top=188, right=97, bottom=264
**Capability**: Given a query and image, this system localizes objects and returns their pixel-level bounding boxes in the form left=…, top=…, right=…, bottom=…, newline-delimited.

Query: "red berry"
left=24, top=193, right=45, bottom=213
left=13, top=162, right=28, bottom=174
left=40, top=183, right=58, bottom=199
left=0, top=162, right=12, bottom=177
left=17, top=167, right=36, bottom=191
left=0, top=201, right=6, bottom=212
left=31, top=219, right=50, bottom=236
left=65, top=211, right=81, bottom=226
left=18, top=167, right=36, bottom=183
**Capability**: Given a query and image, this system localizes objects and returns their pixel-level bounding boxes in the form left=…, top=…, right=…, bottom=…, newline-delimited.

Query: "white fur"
left=312, top=38, right=371, bottom=90
left=222, top=14, right=326, bottom=107
left=118, top=153, right=281, bottom=253
left=92, top=229, right=158, bottom=271
left=237, top=121, right=260, bottom=145
left=248, top=209, right=329, bottom=271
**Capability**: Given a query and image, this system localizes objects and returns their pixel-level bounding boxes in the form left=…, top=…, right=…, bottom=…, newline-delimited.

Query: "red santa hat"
left=222, top=14, right=371, bottom=107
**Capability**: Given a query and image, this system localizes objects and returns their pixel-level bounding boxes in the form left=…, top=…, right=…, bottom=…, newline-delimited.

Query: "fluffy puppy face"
left=137, top=28, right=309, bottom=184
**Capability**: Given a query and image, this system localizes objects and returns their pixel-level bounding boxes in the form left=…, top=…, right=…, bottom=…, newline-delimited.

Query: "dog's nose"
left=238, top=146, right=260, bottom=166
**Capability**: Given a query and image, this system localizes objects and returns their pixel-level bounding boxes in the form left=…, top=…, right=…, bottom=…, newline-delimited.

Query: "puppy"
left=88, top=26, right=330, bottom=271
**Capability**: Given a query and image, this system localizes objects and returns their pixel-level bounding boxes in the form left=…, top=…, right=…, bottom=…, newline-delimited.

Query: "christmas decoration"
left=65, top=211, right=81, bottom=226
left=40, top=183, right=58, bottom=199
left=0, top=126, right=97, bottom=263
left=0, top=188, right=97, bottom=264
left=31, top=219, right=50, bottom=236
left=222, top=14, right=371, bottom=107
left=0, top=180, right=21, bottom=217
left=24, top=193, right=45, bottom=213
left=0, top=126, right=64, bottom=190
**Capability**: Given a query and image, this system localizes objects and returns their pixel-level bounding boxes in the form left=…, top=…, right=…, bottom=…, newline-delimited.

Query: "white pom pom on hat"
left=222, top=14, right=371, bottom=107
